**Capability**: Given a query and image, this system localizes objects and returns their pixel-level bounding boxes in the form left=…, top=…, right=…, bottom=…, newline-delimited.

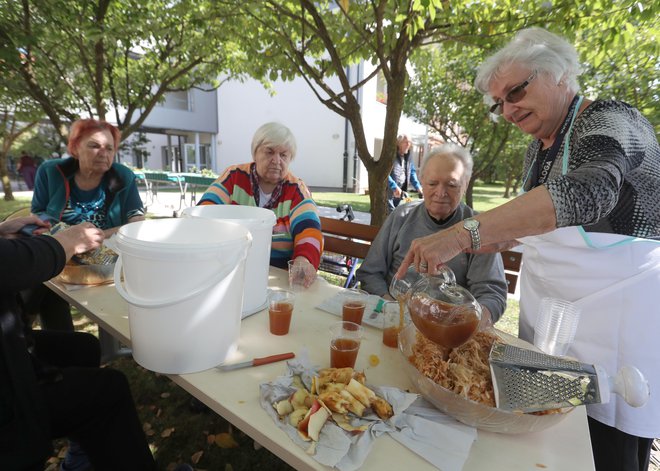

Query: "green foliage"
left=403, top=1, right=659, bottom=199
left=0, top=0, right=255, bottom=141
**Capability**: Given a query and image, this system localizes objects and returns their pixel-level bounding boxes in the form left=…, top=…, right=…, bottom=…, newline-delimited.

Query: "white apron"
left=517, top=99, right=660, bottom=437
left=518, top=228, right=660, bottom=437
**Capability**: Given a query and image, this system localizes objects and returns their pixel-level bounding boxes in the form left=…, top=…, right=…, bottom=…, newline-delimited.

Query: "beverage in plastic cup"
left=287, top=260, right=306, bottom=292
left=533, top=297, right=581, bottom=356
left=340, top=288, right=369, bottom=325
left=330, top=321, right=363, bottom=368
left=382, top=301, right=408, bottom=348
left=268, top=289, right=295, bottom=335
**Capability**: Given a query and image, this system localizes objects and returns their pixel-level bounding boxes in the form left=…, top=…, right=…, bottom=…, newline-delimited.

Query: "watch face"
left=464, top=219, right=479, bottom=230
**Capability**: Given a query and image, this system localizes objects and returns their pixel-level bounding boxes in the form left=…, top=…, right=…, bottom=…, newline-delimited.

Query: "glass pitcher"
left=392, top=266, right=481, bottom=349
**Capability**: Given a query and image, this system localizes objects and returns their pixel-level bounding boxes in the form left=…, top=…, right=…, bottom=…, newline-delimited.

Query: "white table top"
left=47, top=268, right=595, bottom=471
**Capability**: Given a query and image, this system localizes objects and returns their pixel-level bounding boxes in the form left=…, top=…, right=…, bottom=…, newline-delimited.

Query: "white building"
left=127, top=63, right=428, bottom=193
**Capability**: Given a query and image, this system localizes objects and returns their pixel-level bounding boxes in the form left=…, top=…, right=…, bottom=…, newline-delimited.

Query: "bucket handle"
left=113, top=244, right=249, bottom=308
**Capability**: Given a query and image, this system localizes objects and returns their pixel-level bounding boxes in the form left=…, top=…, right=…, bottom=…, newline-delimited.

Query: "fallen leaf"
left=214, top=432, right=239, bottom=448
left=146, top=429, right=155, bottom=436
left=161, top=427, right=175, bottom=438
left=156, top=408, right=162, bottom=418
left=143, top=422, right=152, bottom=431
left=160, top=392, right=171, bottom=399
left=191, top=450, right=204, bottom=464
left=207, top=434, right=216, bottom=445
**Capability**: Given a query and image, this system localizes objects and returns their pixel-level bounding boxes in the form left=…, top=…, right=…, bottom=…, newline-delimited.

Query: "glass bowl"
left=398, top=323, right=573, bottom=434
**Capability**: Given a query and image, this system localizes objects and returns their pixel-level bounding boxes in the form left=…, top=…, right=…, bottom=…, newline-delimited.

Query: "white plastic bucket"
left=182, top=205, right=276, bottom=317
left=113, top=218, right=251, bottom=374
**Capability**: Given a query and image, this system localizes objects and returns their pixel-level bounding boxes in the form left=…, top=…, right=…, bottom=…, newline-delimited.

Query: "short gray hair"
left=475, top=27, right=582, bottom=98
left=251, top=122, right=297, bottom=159
left=420, top=144, right=473, bottom=184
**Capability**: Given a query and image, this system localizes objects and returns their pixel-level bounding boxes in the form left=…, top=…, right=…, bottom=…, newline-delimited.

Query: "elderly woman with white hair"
left=397, top=28, right=660, bottom=471
left=357, top=144, right=507, bottom=327
left=198, top=122, right=322, bottom=287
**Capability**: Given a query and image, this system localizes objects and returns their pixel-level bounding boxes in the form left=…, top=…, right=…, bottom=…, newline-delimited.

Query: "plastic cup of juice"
left=329, top=321, right=363, bottom=368
left=268, top=289, right=296, bottom=336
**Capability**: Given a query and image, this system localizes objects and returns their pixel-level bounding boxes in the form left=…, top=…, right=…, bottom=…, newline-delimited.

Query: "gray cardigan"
left=356, top=201, right=508, bottom=322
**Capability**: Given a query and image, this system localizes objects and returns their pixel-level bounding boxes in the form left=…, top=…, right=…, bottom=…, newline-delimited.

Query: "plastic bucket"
left=113, top=218, right=251, bottom=374
left=182, top=205, right=276, bottom=317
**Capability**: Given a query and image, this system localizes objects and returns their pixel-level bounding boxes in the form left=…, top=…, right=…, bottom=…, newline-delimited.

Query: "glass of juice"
left=329, top=321, right=363, bottom=368
left=340, top=288, right=369, bottom=325
left=268, top=289, right=295, bottom=335
left=382, top=301, right=408, bottom=348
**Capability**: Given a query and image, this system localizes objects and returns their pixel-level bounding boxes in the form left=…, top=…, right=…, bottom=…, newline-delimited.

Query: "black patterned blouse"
left=522, top=100, right=660, bottom=240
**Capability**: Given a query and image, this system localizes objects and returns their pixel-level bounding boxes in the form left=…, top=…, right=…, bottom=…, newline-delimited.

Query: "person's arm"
left=30, top=164, right=50, bottom=214
left=0, top=221, right=103, bottom=290
left=397, top=185, right=556, bottom=277
left=289, top=192, right=323, bottom=271
left=197, top=165, right=240, bottom=206
left=464, top=252, right=508, bottom=325
left=387, top=175, right=398, bottom=191
left=356, top=217, right=396, bottom=297
left=409, top=163, right=423, bottom=194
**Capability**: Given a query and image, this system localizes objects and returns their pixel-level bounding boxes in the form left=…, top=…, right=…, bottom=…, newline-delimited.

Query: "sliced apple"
left=274, top=399, right=294, bottom=417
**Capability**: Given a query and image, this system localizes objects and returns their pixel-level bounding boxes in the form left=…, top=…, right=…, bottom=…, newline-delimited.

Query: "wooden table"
left=47, top=268, right=595, bottom=470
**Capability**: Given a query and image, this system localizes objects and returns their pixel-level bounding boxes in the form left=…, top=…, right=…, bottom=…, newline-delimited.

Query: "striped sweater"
left=198, top=162, right=323, bottom=269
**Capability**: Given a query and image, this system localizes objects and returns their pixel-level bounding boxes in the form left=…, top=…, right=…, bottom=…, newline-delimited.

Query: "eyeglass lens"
left=489, top=71, right=536, bottom=115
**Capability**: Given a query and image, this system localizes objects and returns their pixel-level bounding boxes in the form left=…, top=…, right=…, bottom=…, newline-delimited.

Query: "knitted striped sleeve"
left=270, top=176, right=322, bottom=269
left=197, top=163, right=254, bottom=206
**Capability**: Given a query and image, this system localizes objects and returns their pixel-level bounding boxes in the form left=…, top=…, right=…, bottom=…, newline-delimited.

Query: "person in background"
left=17, top=151, right=37, bottom=190
left=198, top=122, right=322, bottom=288
left=26, top=119, right=145, bottom=332
left=397, top=27, right=660, bottom=471
left=0, top=216, right=157, bottom=471
left=387, top=134, right=423, bottom=213
left=358, top=144, right=507, bottom=328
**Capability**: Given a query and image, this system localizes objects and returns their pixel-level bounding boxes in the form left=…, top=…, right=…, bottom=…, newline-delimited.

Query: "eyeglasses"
left=489, top=70, right=537, bottom=115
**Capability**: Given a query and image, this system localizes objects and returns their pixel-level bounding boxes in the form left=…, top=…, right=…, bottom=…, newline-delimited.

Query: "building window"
left=159, top=91, right=191, bottom=111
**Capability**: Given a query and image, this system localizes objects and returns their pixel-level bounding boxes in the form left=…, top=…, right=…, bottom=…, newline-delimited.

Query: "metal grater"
left=489, top=342, right=607, bottom=413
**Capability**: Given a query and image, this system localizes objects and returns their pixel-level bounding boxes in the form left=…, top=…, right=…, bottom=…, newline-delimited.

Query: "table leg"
left=99, top=327, right=132, bottom=363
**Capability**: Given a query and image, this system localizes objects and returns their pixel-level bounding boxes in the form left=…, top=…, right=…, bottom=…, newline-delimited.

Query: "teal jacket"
left=31, top=158, right=143, bottom=228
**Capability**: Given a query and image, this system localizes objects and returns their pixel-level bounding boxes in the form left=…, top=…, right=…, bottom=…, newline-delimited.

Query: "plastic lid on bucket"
left=115, top=218, right=251, bottom=258
left=182, top=205, right=276, bottom=229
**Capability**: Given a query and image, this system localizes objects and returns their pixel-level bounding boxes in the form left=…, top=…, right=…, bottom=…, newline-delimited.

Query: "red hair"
left=67, top=119, right=121, bottom=156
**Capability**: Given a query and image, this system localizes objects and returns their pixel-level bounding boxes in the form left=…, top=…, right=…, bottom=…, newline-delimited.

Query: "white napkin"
left=259, top=351, right=477, bottom=471
left=316, top=293, right=386, bottom=329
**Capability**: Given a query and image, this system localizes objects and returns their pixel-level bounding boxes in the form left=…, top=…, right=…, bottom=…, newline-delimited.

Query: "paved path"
left=142, top=189, right=372, bottom=223
left=6, top=185, right=371, bottom=224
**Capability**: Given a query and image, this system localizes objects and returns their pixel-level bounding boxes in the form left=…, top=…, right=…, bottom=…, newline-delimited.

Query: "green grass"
left=312, top=191, right=371, bottom=213
left=0, top=196, right=33, bottom=219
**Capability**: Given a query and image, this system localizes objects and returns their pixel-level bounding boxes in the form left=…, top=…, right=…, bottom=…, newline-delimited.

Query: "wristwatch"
left=462, top=218, right=481, bottom=251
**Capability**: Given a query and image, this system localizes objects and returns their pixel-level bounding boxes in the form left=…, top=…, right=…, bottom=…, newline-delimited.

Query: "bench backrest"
left=501, top=250, right=523, bottom=295
left=319, top=216, right=379, bottom=259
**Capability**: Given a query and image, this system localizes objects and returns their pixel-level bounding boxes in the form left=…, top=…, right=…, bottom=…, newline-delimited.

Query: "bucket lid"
left=116, top=218, right=251, bottom=254
left=182, top=205, right=276, bottom=227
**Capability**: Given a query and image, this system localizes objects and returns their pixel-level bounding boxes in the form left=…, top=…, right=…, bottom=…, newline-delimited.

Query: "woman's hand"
left=292, top=256, right=317, bottom=288
left=395, top=225, right=466, bottom=279
left=52, top=222, right=105, bottom=260
left=0, top=214, right=51, bottom=238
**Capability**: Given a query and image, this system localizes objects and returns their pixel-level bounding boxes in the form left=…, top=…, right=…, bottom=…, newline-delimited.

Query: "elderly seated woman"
left=198, top=122, right=322, bottom=287
left=357, top=144, right=508, bottom=328
left=25, top=119, right=145, bottom=332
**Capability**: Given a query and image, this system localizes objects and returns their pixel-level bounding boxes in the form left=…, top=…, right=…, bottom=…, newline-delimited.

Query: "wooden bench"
left=318, top=216, right=379, bottom=288
left=501, top=249, right=523, bottom=295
